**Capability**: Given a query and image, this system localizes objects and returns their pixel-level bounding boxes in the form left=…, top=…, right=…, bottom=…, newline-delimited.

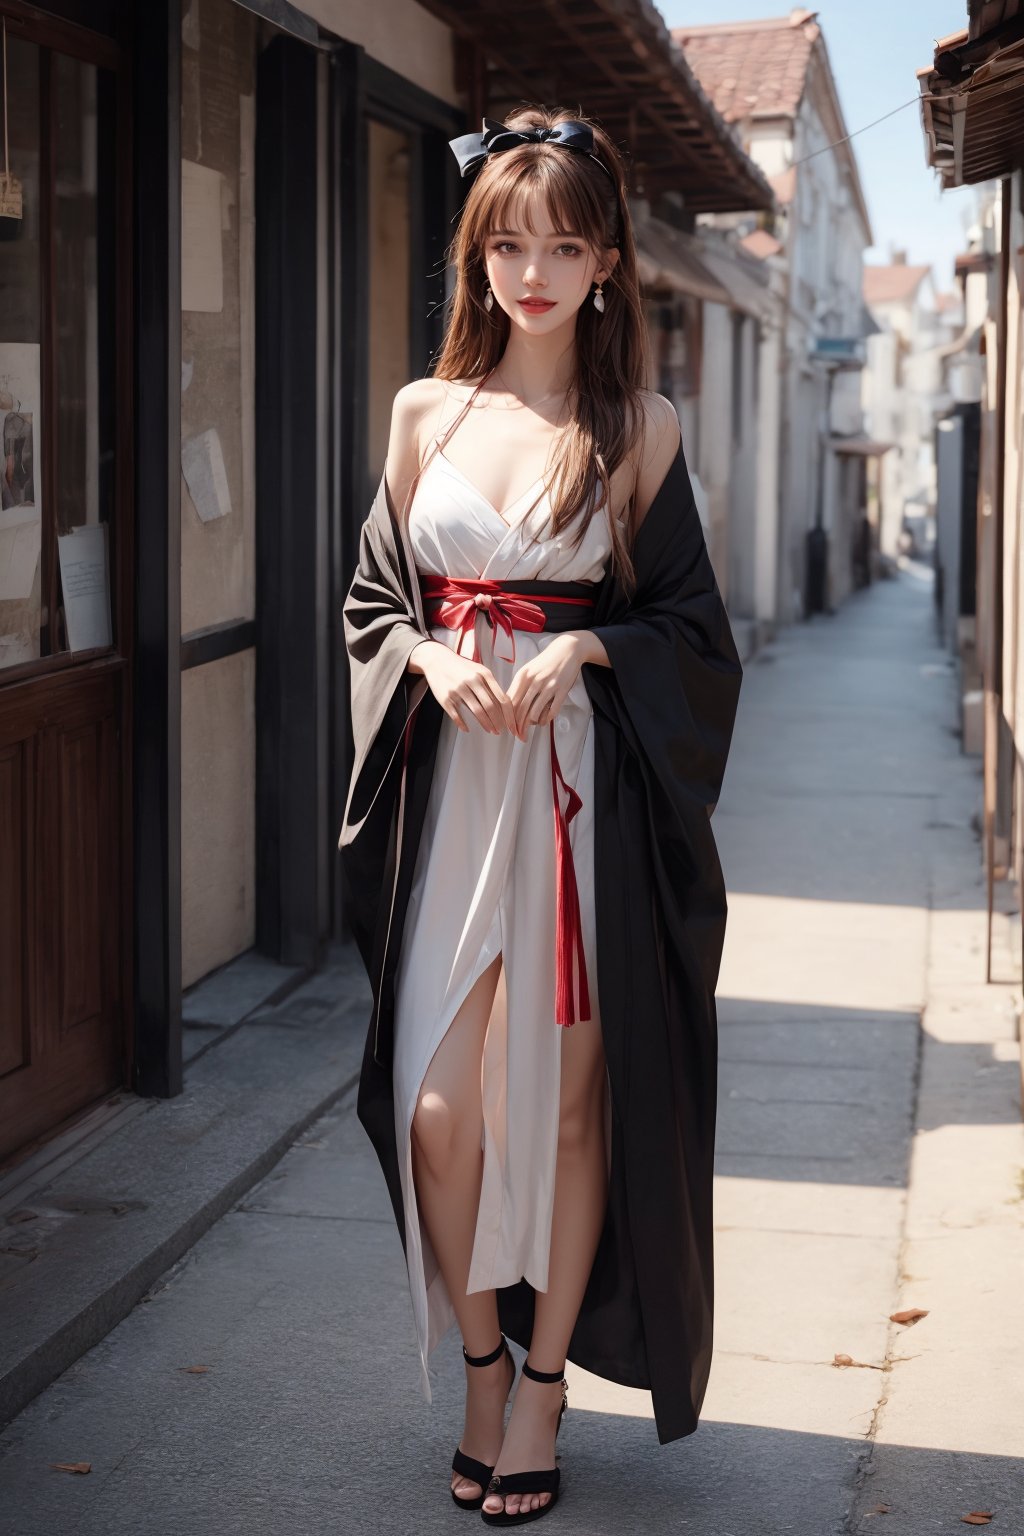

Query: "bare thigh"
left=412, top=952, right=503, bottom=1159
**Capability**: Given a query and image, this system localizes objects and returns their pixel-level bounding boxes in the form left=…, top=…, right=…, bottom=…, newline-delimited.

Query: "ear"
left=595, top=247, right=621, bottom=284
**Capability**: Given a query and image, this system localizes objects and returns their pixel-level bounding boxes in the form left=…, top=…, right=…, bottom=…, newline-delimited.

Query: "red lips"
left=518, top=298, right=555, bottom=311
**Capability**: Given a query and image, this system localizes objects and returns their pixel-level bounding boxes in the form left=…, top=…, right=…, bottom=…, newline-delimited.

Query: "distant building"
left=862, top=255, right=963, bottom=560
left=675, top=6, right=878, bottom=619
left=916, top=0, right=1024, bottom=972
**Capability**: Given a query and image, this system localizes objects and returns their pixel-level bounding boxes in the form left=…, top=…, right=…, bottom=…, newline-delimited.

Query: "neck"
left=492, top=327, right=577, bottom=409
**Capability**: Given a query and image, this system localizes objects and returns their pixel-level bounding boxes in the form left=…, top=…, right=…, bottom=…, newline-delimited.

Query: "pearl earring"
left=593, top=280, right=605, bottom=313
left=484, top=282, right=494, bottom=312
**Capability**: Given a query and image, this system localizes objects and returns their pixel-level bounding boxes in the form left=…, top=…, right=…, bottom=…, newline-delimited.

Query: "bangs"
left=478, top=155, right=607, bottom=246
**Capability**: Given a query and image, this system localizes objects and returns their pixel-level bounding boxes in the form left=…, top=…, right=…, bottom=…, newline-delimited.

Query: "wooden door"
left=0, top=5, right=131, bottom=1164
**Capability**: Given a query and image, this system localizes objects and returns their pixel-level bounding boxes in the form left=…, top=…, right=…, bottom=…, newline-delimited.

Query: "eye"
left=557, top=243, right=584, bottom=257
left=493, top=240, right=519, bottom=254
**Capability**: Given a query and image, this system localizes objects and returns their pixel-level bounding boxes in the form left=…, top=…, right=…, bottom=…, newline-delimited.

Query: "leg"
left=482, top=1010, right=609, bottom=1517
left=411, top=951, right=515, bottom=1503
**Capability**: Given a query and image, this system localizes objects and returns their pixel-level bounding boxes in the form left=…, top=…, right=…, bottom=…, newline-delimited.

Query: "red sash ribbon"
left=409, top=574, right=595, bottom=1026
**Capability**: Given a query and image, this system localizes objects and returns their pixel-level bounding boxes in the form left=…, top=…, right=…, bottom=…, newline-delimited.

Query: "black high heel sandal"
left=451, top=1334, right=517, bottom=1512
left=480, top=1358, right=568, bottom=1526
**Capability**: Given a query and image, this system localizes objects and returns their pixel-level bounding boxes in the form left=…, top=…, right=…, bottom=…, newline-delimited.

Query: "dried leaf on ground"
left=832, top=1352, right=883, bottom=1370
left=961, top=1513, right=994, bottom=1525
left=179, top=1364, right=211, bottom=1373
left=890, top=1307, right=929, bottom=1325
left=51, top=1462, right=91, bottom=1474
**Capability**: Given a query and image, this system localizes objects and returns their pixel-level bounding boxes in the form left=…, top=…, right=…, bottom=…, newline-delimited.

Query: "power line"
left=789, top=94, right=923, bottom=168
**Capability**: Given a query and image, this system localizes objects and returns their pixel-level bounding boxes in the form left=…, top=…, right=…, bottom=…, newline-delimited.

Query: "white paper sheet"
left=181, top=426, right=232, bottom=523
left=181, top=159, right=224, bottom=313
left=58, top=523, right=112, bottom=651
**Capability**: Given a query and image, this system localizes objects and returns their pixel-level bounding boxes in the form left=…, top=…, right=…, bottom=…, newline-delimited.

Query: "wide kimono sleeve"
left=567, top=440, right=743, bottom=1445
left=588, top=438, right=743, bottom=831
left=338, top=476, right=430, bottom=972
left=339, top=477, right=429, bottom=850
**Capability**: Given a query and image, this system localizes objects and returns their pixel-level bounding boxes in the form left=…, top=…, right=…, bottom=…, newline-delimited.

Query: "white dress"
left=392, top=416, right=620, bottom=1400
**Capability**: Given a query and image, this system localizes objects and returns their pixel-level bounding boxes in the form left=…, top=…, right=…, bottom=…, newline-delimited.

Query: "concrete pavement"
left=1, top=559, right=1021, bottom=1535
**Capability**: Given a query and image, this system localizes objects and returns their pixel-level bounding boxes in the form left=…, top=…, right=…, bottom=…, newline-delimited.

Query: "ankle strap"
left=521, top=1359, right=566, bottom=1383
left=462, top=1335, right=507, bottom=1368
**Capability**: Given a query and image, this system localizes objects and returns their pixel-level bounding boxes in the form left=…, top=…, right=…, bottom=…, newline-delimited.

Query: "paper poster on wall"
left=182, top=426, right=232, bottom=523
left=58, top=522, right=112, bottom=651
left=0, top=342, right=42, bottom=602
left=181, top=159, right=224, bottom=313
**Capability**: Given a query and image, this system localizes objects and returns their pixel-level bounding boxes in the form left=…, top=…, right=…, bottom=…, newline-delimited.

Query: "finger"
left=474, top=677, right=510, bottom=734
left=481, top=673, right=519, bottom=737
left=528, top=688, right=554, bottom=727
left=463, top=680, right=504, bottom=734
left=445, top=699, right=469, bottom=732
left=505, top=678, right=530, bottom=739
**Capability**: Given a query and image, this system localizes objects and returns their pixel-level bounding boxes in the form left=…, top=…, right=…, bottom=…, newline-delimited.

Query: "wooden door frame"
left=327, top=42, right=461, bottom=944
left=130, top=0, right=181, bottom=1095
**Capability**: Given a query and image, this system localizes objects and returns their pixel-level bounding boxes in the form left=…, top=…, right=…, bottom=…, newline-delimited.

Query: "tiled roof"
left=862, top=264, right=932, bottom=305
left=741, top=228, right=784, bottom=260
left=671, top=9, right=819, bottom=122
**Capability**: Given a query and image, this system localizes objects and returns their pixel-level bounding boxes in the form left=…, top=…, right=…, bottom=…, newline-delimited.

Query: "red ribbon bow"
left=420, top=575, right=547, bottom=666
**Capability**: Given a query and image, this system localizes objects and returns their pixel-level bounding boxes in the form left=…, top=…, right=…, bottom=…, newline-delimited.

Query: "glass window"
left=0, top=40, right=117, bottom=672
left=367, top=117, right=412, bottom=500
left=0, top=36, right=42, bottom=671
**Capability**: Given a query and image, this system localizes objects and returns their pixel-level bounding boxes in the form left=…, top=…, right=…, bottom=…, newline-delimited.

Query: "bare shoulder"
left=631, top=391, right=683, bottom=531
left=390, top=376, right=446, bottom=442
left=385, top=377, right=448, bottom=515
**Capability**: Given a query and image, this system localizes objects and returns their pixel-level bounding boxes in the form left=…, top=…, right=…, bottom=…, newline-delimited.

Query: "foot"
left=481, top=1370, right=564, bottom=1518
left=451, top=1344, right=516, bottom=1505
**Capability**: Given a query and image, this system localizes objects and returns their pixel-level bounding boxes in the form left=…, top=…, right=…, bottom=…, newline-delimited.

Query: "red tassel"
left=549, top=722, right=591, bottom=1026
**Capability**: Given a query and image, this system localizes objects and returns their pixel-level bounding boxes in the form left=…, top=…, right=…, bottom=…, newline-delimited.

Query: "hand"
left=410, top=640, right=518, bottom=736
left=506, top=634, right=584, bottom=738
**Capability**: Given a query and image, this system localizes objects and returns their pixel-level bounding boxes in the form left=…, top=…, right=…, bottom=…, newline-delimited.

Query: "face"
left=482, top=193, right=619, bottom=331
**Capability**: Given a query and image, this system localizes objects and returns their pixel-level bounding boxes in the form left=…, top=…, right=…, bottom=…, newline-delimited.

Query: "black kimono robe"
left=339, top=438, right=743, bottom=1444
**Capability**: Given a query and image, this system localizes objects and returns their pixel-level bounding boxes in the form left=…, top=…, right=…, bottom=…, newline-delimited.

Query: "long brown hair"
left=423, top=105, right=649, bottom=595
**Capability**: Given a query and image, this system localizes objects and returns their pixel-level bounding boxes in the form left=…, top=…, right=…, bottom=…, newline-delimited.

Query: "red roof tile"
left=741, top=228, right=784, bottom=259
left=862, top=264, right=931, bottom=305
left=671, top=10, right=820, bottom=122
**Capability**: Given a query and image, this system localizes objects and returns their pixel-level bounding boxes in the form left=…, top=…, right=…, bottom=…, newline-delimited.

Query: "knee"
left=411, top=1090, right=477, bottom=1180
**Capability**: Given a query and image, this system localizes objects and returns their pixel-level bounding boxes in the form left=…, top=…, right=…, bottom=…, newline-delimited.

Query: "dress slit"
left=390, top=427, right=607, bottom=1402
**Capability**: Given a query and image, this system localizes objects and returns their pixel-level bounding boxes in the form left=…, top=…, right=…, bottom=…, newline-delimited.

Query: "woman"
left=340, top=107, right=743, bottom=1525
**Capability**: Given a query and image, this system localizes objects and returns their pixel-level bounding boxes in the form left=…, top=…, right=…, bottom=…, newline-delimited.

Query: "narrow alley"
left=1, top=559, right=1021, bottom=1535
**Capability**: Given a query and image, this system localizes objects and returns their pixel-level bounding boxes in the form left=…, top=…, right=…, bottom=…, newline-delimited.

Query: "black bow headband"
left=448, top=115, right=617, bottom=190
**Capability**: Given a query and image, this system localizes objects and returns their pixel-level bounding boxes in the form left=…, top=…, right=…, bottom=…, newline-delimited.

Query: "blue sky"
left=662, top=1, right=978, bottom=291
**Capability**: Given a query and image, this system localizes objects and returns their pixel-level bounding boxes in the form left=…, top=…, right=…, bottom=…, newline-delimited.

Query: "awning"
left=918, top=7, right=1024, bottom=186
left=414, top=0, right=776, bottom=213
left=828, top=436, right=897, bottom=456
left=229, top=0, right=320, bottom=43
left=633, top=216, right=731, bottom=305
left=693, top=240, right=776, bottom=319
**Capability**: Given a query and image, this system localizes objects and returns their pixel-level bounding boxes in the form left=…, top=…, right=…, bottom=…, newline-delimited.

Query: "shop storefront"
left=0, top=0, right=463, bottom=1166
left=2, top=0, right=772, bottom=1171
left=0, top=0, right=131, bottom=1159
